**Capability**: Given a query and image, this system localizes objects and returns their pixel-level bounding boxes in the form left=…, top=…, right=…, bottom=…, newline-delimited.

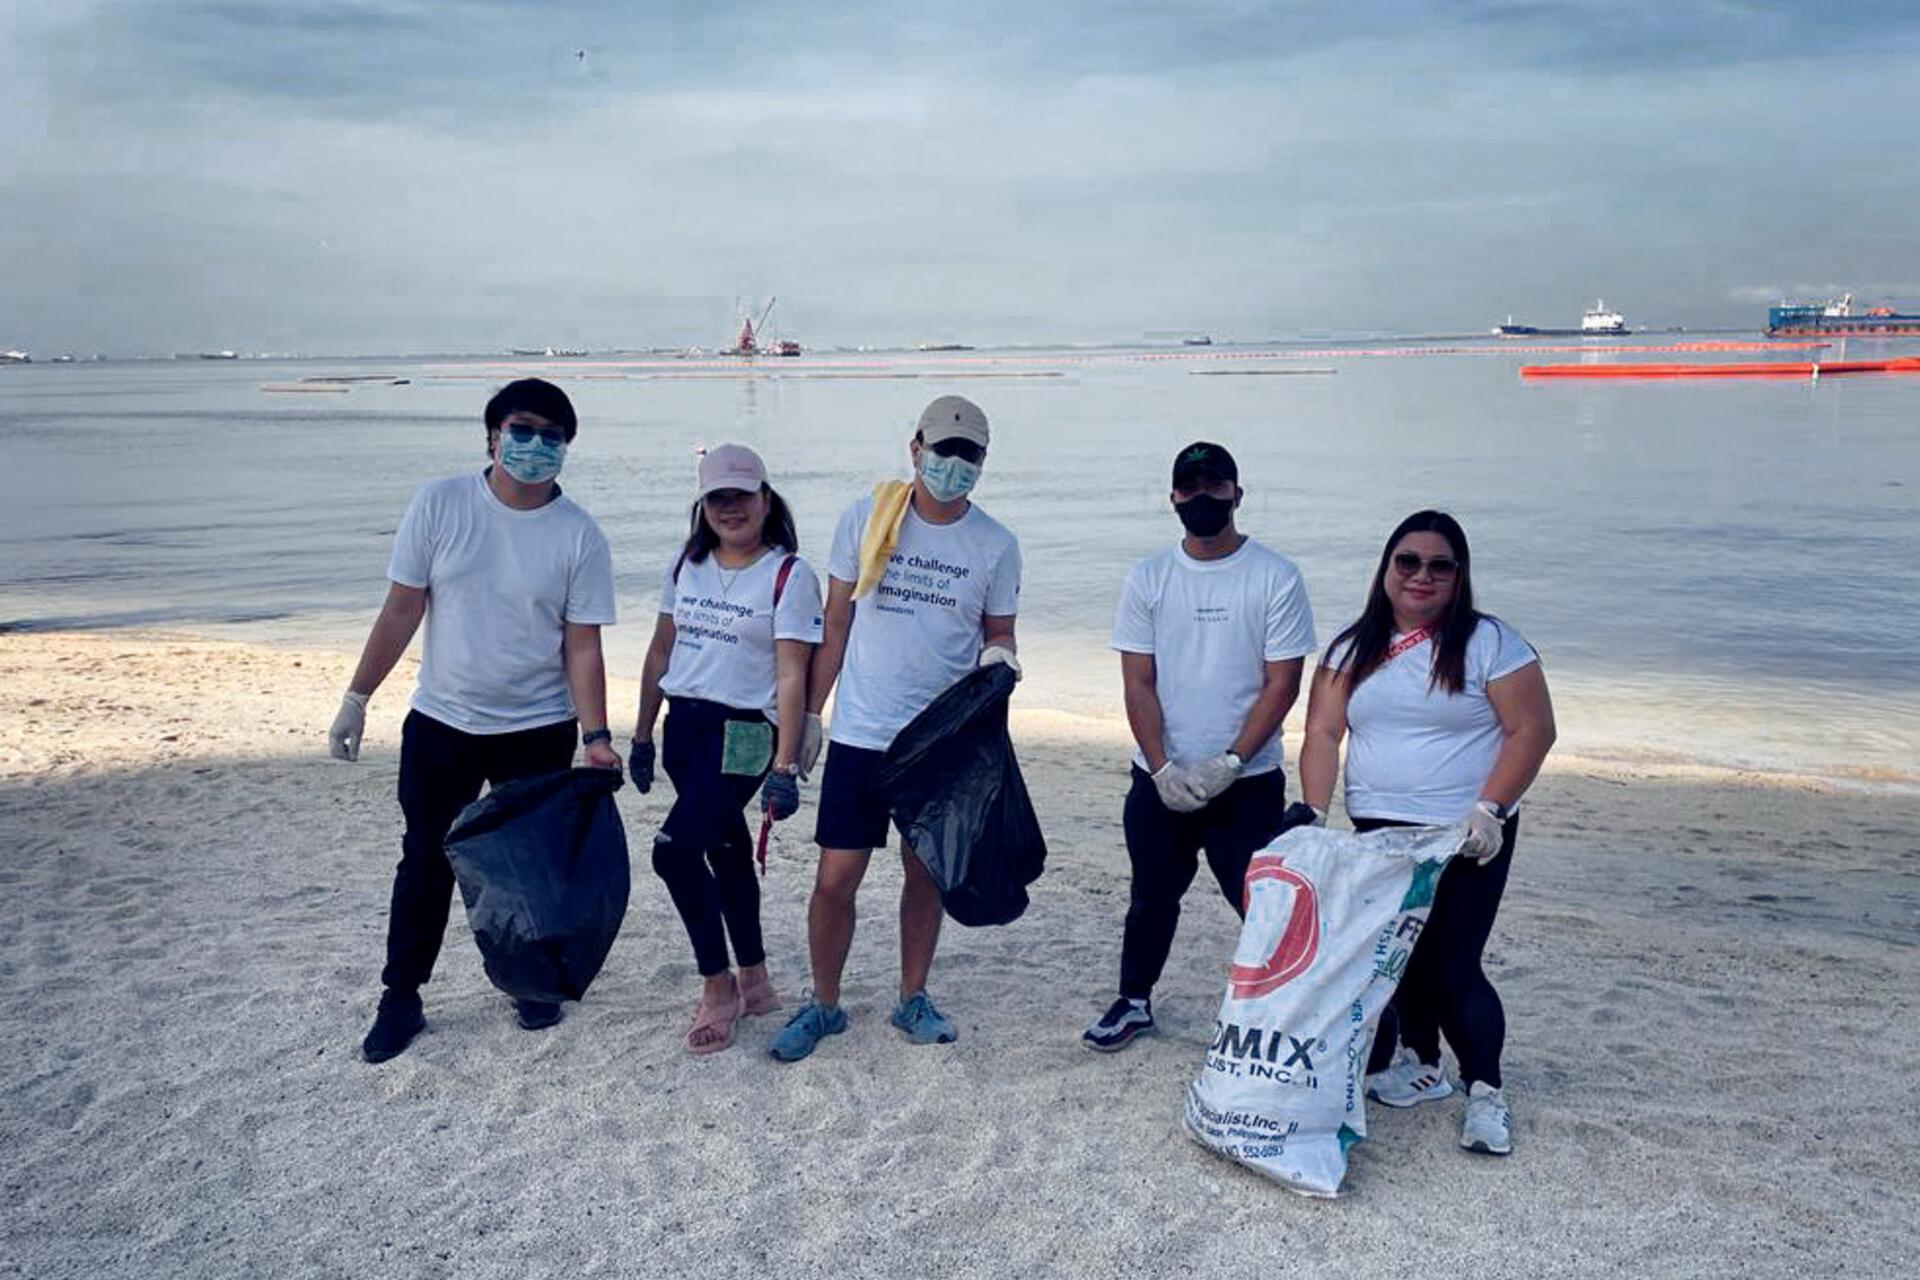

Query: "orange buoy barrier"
left=1520, top=357, right=1920, bottom=379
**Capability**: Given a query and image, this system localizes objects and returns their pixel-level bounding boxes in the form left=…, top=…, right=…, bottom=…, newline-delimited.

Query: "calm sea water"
left=3, top=342, right=1916, bottom=788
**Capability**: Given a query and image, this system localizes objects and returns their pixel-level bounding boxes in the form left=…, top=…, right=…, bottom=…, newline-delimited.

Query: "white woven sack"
left=1184, top=823, right=1459, bottom=1197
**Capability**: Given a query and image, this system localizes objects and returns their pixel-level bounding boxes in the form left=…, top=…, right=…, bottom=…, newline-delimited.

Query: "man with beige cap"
left=770, top=395, right=1023, bottom=1061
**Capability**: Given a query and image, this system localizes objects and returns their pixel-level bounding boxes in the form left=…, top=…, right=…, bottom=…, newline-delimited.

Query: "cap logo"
left=1183, top=446, right=1211, bottom=463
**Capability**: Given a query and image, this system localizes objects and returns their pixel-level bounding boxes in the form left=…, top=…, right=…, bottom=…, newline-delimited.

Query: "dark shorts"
left=813, top=741, right=905, bottom=852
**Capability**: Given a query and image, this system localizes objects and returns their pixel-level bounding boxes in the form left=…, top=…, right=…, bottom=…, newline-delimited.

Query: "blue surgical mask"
left=919, top=451, right=981, bottom=502
left=498, top=432, right=566, bottom=485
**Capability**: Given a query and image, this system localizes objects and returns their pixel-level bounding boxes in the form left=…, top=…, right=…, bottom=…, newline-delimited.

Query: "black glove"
left=628, top=739, right=655, bottom=794
left=1278, top=801, right=1324, bottom=835
left=761, top=769, right=800, bottom=821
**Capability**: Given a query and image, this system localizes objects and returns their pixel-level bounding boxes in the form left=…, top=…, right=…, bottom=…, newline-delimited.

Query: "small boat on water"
left=1182, top=335, right=1214, bottom=346
left=1, top=350, right=29, bottom=363
left=1766, top=293, right=1920, bottom=337
left=918, top=342, right=974, bottom=352
left=1496, top=300, right=1631, bottom=337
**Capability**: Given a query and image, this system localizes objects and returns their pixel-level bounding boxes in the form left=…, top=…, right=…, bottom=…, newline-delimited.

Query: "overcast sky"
left=5, top=1, right=1920, bottom=354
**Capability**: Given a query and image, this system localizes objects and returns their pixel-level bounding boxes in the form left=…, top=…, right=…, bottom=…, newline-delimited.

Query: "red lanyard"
left=1384, top=626, right=1433, bottom=662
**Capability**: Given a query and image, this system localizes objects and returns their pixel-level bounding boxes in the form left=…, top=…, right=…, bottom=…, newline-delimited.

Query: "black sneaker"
left=1082, top=997, right=1154, bottom=1053
left=362, top=989, right=425, bottom=1063
left=515, top=999, right=564, bottom=1031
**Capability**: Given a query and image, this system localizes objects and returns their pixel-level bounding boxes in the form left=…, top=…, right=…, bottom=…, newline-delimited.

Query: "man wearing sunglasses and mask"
left=769, top=395, right=1022, bottom=1062
left=1083, top=441, right=1316, bottom=1052
left=329, top=378, right=621, bottom=1064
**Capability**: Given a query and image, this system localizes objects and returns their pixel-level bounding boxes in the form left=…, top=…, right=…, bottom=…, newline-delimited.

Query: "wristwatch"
left=1476, top=798, right=1516, bottom=821
left=581, top=727, right=612, bottom=747
left=1222, top=750, right=1245, bottom=773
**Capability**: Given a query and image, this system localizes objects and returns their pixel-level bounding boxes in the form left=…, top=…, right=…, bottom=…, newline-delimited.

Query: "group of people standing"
left=327, top=376, right=1555, bottom=1160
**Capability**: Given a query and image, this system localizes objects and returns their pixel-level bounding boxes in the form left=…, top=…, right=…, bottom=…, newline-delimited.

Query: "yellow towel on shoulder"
left=853, top=480, right=913, bottom=599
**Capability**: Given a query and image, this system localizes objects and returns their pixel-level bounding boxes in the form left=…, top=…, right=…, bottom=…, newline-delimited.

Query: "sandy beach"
left=2, top=629, right=1915, bottom=1278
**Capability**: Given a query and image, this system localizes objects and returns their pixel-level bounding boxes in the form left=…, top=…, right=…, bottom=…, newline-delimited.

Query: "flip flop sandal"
left=738, top=970, right=782, bottom=1017
left=684, top=990, right=742, bottom=1055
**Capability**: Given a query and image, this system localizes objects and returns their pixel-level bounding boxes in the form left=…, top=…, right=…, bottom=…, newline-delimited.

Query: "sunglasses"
left=927, top=437, right=986, bottom=465
left=1391, top=552, right=1459, bottom=580
left=503, top=422, right=567, bottom=447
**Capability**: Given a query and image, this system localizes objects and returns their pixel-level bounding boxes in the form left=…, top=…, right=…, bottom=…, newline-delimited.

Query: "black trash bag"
left=875, top=663, right=1047, bottom=927
left=444, top=767, right=630, bottom=1004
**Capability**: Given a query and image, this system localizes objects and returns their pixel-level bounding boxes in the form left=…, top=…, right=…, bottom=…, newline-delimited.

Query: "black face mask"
left=1175, top=493, right=1235, bottom=537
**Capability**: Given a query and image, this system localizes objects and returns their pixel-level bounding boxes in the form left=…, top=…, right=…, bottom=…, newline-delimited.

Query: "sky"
left=5, top=0, right=1920, bottom=354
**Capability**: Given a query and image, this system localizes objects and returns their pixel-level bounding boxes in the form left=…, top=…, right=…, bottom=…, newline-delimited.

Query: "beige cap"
left=697, top=443, right=768, bottom=497
left=916, top=395, right=990, bottom=448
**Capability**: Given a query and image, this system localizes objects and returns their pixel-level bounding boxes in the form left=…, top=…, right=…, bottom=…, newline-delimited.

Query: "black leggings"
left=1118, top=766, right=1289, bottom=1001
left=385, top=710, right=577, bottom=993
left=1357, top=814, right=1517, bottom=1090
left=654, top=697, right=771, bottom=977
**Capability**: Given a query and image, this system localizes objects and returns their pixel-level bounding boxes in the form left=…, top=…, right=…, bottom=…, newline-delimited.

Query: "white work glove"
left=1151, top=762, right=1208, bottom=813
left=328, top=691, right=369, bottom=762
left=1460, top=801, right=1507, bottom=863
left=1187, top=751, right=1245, bottom=802
left=979, top=643, right=1021, bottom=681
left=798, top=712, right=825, bottom=780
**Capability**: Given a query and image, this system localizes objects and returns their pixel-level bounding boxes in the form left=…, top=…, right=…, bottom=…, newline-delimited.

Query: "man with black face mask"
left=1083, top=441, right=1317, bottom=1052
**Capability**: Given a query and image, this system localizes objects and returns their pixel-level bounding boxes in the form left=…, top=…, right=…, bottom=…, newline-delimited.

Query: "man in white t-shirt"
left=1083, top=441, right=1318, bottom=1052
left=768, top=395, right=1023, bottom=1062
left=325, top=378, right=622, bottom=1064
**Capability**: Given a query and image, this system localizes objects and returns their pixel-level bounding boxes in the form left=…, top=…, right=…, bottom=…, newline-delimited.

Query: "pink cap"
left=697, top=443, right=768, bottom=497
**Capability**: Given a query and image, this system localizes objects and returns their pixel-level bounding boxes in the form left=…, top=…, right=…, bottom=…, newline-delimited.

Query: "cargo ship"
left=1766, top=294, right=1920, bottom=337
left=1495, top=300, right=1630, bottom=337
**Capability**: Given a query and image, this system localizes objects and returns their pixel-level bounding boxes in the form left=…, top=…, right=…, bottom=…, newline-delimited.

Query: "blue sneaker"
left=889, top=991, right=957, bottom=1045
left=768, top=999, right=847, bottom=1062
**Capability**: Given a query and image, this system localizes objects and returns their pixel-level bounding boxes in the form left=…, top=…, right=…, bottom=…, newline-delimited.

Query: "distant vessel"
left=918, top=342, right=974, bottom=352
left=511, top=346, right=588, bottom=357
left=1495, top=300, right=1630, bottom=337
left=174, top=350, right=239, bottom=360
left=1182, top=335, right=1214, bottom=346
left=1766, top=293, right=1920, bottom=337
left=727, top=297, right=800, bottom=356
left=1, top=349, right=29, bottom=363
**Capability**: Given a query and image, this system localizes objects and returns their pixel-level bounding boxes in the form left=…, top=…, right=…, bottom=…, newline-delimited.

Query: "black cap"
left=1171, top=441, right=1238, bottom=488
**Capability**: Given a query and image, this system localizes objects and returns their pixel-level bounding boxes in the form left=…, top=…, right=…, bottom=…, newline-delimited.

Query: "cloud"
left=6, top=1, right=1920, bottom=352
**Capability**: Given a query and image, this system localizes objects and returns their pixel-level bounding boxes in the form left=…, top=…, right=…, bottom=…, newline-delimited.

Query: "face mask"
left=1175, top=493, right=1234, bottom=538
left=498, top=432, right=566, bottom=485
left=919, top=452, right=981, bottom=502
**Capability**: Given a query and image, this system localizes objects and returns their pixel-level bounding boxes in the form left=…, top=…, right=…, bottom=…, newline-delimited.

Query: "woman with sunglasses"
left=630, top=444, right=823, bottom=1054
left=1296, top=510, right=1556, bottom=1156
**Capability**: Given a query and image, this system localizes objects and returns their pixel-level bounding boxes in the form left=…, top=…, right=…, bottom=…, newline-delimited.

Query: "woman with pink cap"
left=630, top=444, right=824, bottom=1053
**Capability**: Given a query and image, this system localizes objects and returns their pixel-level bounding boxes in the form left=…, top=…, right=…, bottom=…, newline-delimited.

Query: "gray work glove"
left=1460, top=802, right=1506, bottom=863
left=1151, top=762, right=1208, bottom=814
left=761, top=768, right=800, bottom=821
left=328, top=691, right=369, bottom=761
left=1187, top=752, right=1246, bottom=802
left=798, top=712, right=824, bottom=780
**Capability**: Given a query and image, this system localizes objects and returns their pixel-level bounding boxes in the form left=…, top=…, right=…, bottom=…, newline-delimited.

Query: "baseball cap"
left=697, top=443, right=768, bottom=497
left=916, top=395, right=990, bottom=449
left=1171, top=441, right=1238, bottom=488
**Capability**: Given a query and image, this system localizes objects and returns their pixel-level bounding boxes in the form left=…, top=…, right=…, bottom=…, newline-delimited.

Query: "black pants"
left=1356, top=814, right=1518, bottom=1090
left=383, top=710, right=577, bottom=993
left=654, top=697, right=771, bottom=977
left=1118, top=766, right=1289, bottom=1001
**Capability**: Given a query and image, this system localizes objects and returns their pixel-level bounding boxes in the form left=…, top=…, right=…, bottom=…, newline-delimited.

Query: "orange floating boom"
left=1520, top=357, right=1920, bottom=379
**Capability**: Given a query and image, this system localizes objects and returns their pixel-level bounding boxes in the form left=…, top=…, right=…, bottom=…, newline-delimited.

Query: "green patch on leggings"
left=720, top=719, right=774, bottom=776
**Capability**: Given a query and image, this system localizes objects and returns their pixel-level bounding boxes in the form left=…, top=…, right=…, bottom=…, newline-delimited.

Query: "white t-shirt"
left=658, top=549, right=824, bottom=721
left=1334, top=617, right=1540, bottom=824
left=1111, top=538, right=1318, bottom=776
left=387, top=471, right=617, bottom=735
left=826, top=495, right=1023, bottom=751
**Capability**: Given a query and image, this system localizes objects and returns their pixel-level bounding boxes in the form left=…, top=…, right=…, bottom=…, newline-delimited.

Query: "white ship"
left=1580, top=300, right=1627, bottom=334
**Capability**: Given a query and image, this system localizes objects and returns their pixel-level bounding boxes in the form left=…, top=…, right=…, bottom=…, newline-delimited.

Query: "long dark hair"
left=1324, top=510, right=1479, bottom=695
left=681, top=484, right=799, bottom=565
